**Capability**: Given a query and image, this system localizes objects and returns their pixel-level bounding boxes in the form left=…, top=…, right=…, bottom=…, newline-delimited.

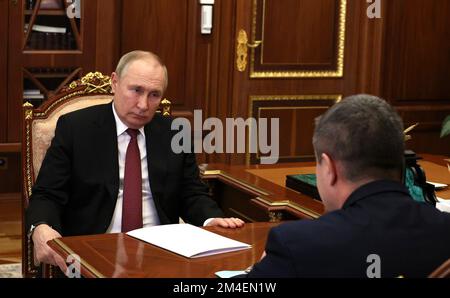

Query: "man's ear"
left=321, top=153, right=338, bottom=186
left=111, top=72, right=118, bottom=93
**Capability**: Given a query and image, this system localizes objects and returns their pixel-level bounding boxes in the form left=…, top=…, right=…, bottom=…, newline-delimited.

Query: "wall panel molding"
left=250, top=0, right=347, bottom=78
left=247, top=95, right=341, bottom=164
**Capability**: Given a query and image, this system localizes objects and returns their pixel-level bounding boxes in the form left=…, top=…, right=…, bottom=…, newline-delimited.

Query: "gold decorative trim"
left=53, top=238, right=105, bottom=278
left=258, top=106, right=329, bottom=111
left=26, top=228, right=37, bottom=274
left=160, top=98, right=172, bottom=116
left=249, top=95, right=343, bottom=102
left=25, top=110, right=33, bottom=120
left=34, top=90, right=87, bottom=117
left=236, top=29, right=249, bottom=72
left=250, top=0, right=347, bottom=78
left=248, top=94, right=343, bottom=121
left=68, top=72, right=112, bottom=94
left=202, top=169, right=321, bottom=219
left=247, top=95, right=342, bottom=164
left=25, top=121, right=33, bottom=199
left=256, top=197, right=320, bottom=219
left=23, top=102, right=36, bottom=274
left=23, top=102, right=34, bottom=120
left=23, top=102, right=34, bottom=200
left=202, top=170, right=223, bottom=176
left=268, top=211, right=283, bottom=222
left=28, top=71, right=114, bottom=118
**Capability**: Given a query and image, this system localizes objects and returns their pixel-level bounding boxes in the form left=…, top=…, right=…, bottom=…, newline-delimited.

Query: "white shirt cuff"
left=203, top=218, right=214, bottom=226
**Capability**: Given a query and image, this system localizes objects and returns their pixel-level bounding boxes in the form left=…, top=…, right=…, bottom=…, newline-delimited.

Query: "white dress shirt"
left=106, top=104, right=160, bottom=233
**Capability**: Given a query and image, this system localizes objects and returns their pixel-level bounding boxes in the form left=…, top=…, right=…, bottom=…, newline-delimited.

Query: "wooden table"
left=48, top=222, right=278, bottom=278
left=200, top=161, right=324, bottom=222
left=46, top=155, right=449, bottom=278
left=200, top=154, right=450, bottom=222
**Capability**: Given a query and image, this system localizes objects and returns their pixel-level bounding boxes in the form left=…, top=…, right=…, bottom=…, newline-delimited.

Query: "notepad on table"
left=436, top=197, right=450, bottom=213
left=215, top=270, right=247, bottom=278
left=427, top=181, right=448, bottom=190
left=126, top=223, right=251, bottom=258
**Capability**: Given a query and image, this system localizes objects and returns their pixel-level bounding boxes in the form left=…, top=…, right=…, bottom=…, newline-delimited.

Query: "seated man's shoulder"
left=149, top=113, right=179, bottom=132
left=62, top=103, right=111, bottom=122
left=274, top=212, right=348, bottom=239
left=152, top=112, right=172, bottom=125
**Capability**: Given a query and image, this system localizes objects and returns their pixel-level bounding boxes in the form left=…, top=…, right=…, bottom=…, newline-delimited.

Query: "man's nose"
left=136, top=96, right=149, bottom=111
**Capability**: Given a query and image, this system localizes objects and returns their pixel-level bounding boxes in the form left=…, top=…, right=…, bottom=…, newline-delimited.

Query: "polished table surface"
left=241, top=154, right=450, bottom=200
left=200, top=154, right=449, bottom=222
left=48, top=155, right=449, bottom=277
left=48, top=222, right=279, bottom=278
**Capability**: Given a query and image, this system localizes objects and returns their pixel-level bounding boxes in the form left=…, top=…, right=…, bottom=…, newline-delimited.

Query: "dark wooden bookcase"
left=7, top=0, right=98, bottom=144
left=1, top=0, right=112, bottom=194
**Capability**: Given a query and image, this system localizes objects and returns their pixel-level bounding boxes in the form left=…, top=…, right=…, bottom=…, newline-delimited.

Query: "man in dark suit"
left=27, top=51, right=244, bottom=273
left=247, top=94, right=450, bottom=278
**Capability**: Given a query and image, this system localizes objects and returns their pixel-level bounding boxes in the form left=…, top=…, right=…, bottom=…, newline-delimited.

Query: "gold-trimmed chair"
left=22, top=72, right=171, bottom=278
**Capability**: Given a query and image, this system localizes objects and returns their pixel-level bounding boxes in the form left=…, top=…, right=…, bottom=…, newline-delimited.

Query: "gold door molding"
left=250, top=0, right=347, bottom=78
left=247, top=94, right=342, bottom=164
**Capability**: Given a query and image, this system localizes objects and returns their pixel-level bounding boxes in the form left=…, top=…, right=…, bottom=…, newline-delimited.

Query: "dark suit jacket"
left=26, top=103, right=224, bottom=236
left=247, top=180, right=450, bottom=278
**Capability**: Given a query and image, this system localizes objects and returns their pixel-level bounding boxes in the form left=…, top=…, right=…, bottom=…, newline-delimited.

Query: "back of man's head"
left=313, top=94, right=405, bottom=182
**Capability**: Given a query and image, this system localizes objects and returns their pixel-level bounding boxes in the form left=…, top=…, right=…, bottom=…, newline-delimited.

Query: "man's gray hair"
left=115, top=50, right=168, bottom=91
left=313, top=94, right=405, bottom=182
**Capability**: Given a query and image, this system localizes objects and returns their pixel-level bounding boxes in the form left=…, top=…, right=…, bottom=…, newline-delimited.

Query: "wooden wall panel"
left=257, top=108, right=322, bottom=161
left=0, top=153, right=21, bottom=194
left=95, top=0, right=121, bottom=75
left=2, top=0, right=449, bottom=173
left=251, top=0, right=346, bottom=76
left=383, top=0, right=450, bottom=102
left=204, top=0, right=237, bottom=165
left=0, top=0, right=8, bottom=143
left=121, top=0, right=193, bottom=116
left=249, top=96, right=339, bottom=164
left=261, top=0, right=336, bottom=66
left=382, top=0, right=450, bottom=155
left=397, top=105, right=450, bottom=155
left=231, top=0, right=363, bottom=164
left=120, top=0, right=221, bottom=163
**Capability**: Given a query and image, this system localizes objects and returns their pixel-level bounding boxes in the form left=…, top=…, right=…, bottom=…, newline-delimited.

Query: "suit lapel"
left=91, top=103, right=120, bottom=200
left=144, top=115, right=168, bottom=216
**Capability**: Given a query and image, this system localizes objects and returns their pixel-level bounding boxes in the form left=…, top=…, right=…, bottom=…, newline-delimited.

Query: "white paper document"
left=126, top=224, right=251, bottom=258
left=427, top=181, right=448, bottom=190
left=215, top=270, right=247, bottom=278
left=437, top=197, right=450, bottom=213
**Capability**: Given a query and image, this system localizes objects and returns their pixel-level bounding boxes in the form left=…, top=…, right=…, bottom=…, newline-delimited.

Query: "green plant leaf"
left=441, top=115, right=450, bottom=138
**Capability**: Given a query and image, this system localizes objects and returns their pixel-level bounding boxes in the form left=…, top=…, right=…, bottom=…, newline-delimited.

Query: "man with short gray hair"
left=27, top=50, right=244, bottom=275
left=247, top=94, right=450, bottom=277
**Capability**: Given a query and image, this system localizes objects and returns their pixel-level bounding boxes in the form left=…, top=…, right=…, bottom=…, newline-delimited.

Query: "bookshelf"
left=24, top=0, right=81, bottom=50
left=3, top=0, right=105, bottom=146
left=21, top=0, right=83, bottom=108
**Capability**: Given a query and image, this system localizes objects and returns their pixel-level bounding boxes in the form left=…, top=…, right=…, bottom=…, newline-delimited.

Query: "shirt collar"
left=112, top=102, right=145, bottom=137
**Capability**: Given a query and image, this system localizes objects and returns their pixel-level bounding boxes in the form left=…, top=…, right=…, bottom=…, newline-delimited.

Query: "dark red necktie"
left=122, top=128, right=143, bottom=233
